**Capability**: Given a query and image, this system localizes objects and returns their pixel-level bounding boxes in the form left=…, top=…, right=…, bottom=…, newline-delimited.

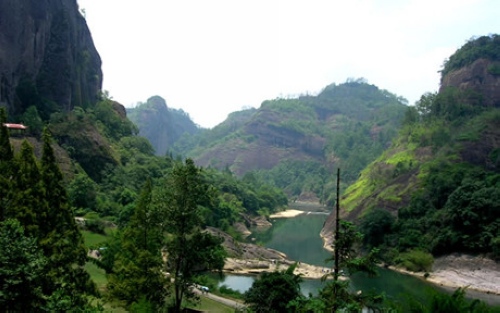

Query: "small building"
left=2, top=123, right=28, bottom=136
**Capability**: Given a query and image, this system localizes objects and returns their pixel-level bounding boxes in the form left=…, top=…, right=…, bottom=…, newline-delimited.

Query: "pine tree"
left=0, top=108, right=13, bottom=163
left=0, top=108, right=14, bottom=222
left=39, top=128, right=96, bottom=306
left=7, top=140, right=47, bottom=237
left=107, top=179, right=169, bottom=309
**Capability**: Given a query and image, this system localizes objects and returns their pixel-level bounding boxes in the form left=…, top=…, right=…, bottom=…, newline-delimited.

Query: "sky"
left=77, top=0, right=500, bottom=128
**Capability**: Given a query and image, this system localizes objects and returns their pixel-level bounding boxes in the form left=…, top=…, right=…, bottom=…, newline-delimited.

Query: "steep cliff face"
left=440, top=58, right=500, bottom=108
left=0, top=0, right=102, bottom=117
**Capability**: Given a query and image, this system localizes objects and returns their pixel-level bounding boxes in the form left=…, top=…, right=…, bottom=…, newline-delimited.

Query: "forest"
left=1, top=26, right=500, bottom=313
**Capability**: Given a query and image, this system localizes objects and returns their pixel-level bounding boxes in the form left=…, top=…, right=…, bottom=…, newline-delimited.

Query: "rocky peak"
left=440, top=58, right=500, bottom=108
left=0, top=0, right=102, bottom=117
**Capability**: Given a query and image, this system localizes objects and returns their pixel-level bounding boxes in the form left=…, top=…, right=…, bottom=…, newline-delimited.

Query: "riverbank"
left=389, top=254, right=500, bottom=296
left=223, top=257, right=339, bottom=280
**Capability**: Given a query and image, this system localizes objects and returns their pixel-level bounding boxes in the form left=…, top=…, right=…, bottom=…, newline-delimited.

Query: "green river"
left=217, top=212, right=500, bottom=306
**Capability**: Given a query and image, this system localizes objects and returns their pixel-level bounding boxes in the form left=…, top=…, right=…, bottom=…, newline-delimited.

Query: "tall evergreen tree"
left=39, top=128, right=95, bottom=305
left=0, top=108, right=14, bottom=221
left=7, top=140, right=46, bottom=237
left=107, top=179, right=169, bottom=309
left=156, top=159, right=226, bottom=312
left=0, top=108, right=13, bottom=163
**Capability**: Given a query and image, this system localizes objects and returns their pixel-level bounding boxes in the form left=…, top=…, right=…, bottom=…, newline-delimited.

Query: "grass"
left=85, top=261, right=107, bottom=291
left=81, top=230, right=108, bottom=249
left=184, top=296, right=236, bottom=313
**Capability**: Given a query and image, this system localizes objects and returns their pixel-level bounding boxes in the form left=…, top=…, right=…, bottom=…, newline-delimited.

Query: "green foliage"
left=49, top=107, right=119, bottom=181
left=107, top=180, right=169, bottom=309
left=359, top=208, right=395, bottom=248
left=244, top=264, right=302, bottom=313
left=0, top=131, right=98, bottom=310
left=91, top=98, right=137, bottom=141
left=0, top=219, right=47, bottom=311
left=396, top=249, right=434, bottom=272
left=218, top=285, right=244, bottom=300
left=68, top=173, right=98, bottom=210
left=487, top=62, right=500, bottom=75
left=404, top=287, right=499, bottom=313
left=318, top=220, right=381, bottom=312
left=154, top=159, right=227, bottom=312
left=442, top=35, right=500, bottom=76
left=175, top=81, right=406, bottom=201
left=21, top=106, right=44, bottom=136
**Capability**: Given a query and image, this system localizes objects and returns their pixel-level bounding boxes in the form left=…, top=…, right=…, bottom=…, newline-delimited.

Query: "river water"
left=217, top=211, right=500, bottom=306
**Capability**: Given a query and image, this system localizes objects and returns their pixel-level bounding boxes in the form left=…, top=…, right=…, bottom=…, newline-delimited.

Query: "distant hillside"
left=174, top=80, right=408, bottom=202
left=322, top=35, right=500, bottom=259
left=126, top=96, right=201, bottom=156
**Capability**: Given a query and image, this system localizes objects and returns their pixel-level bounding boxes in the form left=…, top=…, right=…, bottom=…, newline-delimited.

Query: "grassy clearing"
left=85, top=261, right=107, bottom=291
left=81, top=230, right=108, bottom=249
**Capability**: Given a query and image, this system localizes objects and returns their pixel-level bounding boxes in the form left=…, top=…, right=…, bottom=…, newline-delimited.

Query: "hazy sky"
left=77, top=0, right=499, bottom=128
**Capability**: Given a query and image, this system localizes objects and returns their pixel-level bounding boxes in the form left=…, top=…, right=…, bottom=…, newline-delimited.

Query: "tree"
left=156, top=159, right=226, bottom=312
left=244, top=264, right=302, bottom=313
left=0, top=108, right=14, bottom=221
left=320, top=169, right=380, bottom=312
left=39, top=128, right=95, bottom=304
left=320, top=221, right=380, bottom=312
left=0, top=219, right=47, bottom=311
left=107, top=179, right=169, bottom=309
left=4, top=134, right=97, bottom=309
left=68, top=173, right=98, bottom=210
left=359, top=208, right=395, bottom=248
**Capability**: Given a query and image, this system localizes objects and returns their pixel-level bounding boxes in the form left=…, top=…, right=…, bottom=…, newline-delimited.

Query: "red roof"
left=2, top=123, right=28, bottom=130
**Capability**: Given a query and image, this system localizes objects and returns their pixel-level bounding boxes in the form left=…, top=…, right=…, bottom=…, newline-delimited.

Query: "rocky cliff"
left=440, top=58, right=500, bottom=108
left=0, top=0, right=102, bottom=118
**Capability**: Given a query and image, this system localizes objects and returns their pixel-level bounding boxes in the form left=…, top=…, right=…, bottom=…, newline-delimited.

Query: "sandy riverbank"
left=389, top=254, right=500, bottom=296
left=269, top=209, right=305, bottom=218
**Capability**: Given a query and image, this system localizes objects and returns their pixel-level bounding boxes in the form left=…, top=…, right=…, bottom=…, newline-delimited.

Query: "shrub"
left=397, top=249, right=434, bottom=272
left=85, top=219, right=106, bottom=235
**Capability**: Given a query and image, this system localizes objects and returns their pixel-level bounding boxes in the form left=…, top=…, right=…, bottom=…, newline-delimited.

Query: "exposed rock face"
left=440, top=58, right=500, bottom=108
left=0, top=0, right=102, bottom=116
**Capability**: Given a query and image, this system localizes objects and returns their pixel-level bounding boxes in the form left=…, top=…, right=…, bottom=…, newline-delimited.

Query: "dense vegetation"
left=0, top=114, right=99, bottom=310
left=344, top=86, right=500, bottom=263
left=171, top=80, right=407, bottom=204
left=441, top=34, right=500, bottom=76
left=1, top=98, right=289, bottom=311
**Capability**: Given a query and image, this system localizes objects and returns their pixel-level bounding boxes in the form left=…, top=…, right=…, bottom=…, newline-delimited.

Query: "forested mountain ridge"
left=172, top=80, right=408, bottom=202
left=322, top=35, right=500, bottom=259
left=126, top=96, right=201, bottom=156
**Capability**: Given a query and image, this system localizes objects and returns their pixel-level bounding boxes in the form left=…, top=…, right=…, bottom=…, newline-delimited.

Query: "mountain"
left=126, top=96, right=201, bottom=156
left=0, top=0, right=102, bottom=119
left=174, top=80, right=408, bottom=202
left=321, top=35, right=500, bottom=258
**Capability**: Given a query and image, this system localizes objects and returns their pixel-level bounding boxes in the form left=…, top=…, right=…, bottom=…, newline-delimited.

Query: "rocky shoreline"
left=223, top=257, right=337, bottom=280
left=388, top=254, right=500, bottom=296
left=215, top=209, right=500, bottom=297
